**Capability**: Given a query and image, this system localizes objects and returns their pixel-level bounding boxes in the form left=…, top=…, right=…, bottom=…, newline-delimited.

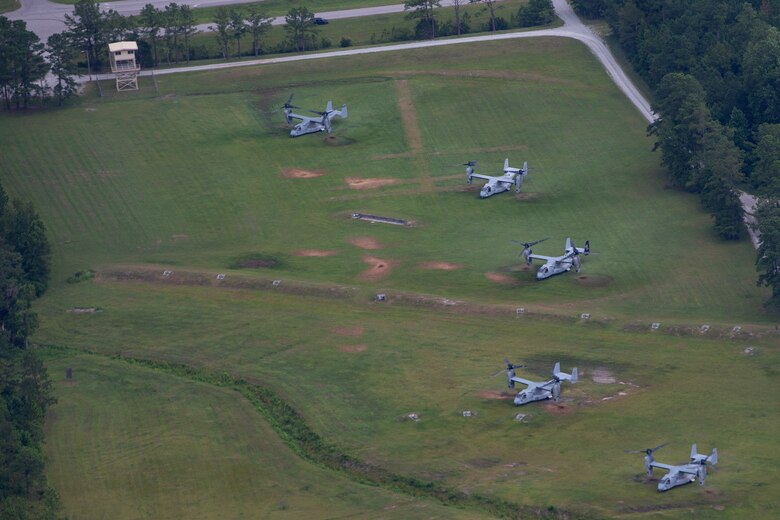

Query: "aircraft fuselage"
left=290, top=122, right=326, bottom=137
left=657, top=469, right=697, bottom=491
left=513, top=387, right=553, bottom=405
left=536, top=261, right=573, bottom=280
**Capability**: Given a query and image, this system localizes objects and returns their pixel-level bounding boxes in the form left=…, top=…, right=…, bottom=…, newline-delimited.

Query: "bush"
left=67, top=269, right=94, bottom=284
left=517, top=0, right=555, bottom=27
left=414, top=19, right=437, bottom=40
left=339, top=36, right=352, bottom=47
left=390, top=26, right=413, bottom=42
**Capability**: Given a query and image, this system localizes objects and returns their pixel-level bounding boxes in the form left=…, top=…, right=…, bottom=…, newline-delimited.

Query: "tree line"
left=403, top=0, right=554, bottom=39
left=571, top=0, right=780, bottom=305
left=0, top=182, right=58, bottom=518
left=1, top=0, right=558, bottom=109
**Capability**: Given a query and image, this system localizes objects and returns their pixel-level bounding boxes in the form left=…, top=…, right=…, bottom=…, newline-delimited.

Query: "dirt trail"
left=395, top=80, right=432, bottom=190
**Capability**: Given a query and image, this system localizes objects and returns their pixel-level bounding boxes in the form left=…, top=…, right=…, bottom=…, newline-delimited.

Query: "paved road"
left=23, top=0, right=649, bottom=122
left=9, top=0, right=654, bottom=121
left=7, top=0, right=462, bottom=42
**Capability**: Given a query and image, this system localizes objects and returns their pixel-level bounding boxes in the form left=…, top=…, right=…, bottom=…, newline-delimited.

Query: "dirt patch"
left=372, top=151, right=416, bottom=160
left=465, top=457, right=502, bottom=469
left=419, top=261, right=463, bottom=270
left=324, top=135, right=355, bottom=146
left=485, top=272, right=516, bottom=285
left=514, top=192, right=542, bottom=201
left=282, top=168, right=323, bottom=179
left=542, top=402, right=575, bottom=415
left=237, top=258, right=277, bottom=268
left=171, top=234, right=188, bottom=240
left=345, top=177, right=401, bottom=190
left=359, top=255, right=397, bottom=281
left=339, top=344, right=368, bottom=353
left=295, top=249, right=338, bottom=257
left=69, top=307, right=98, bottom=313
left=395, top=79, right=423, bottom=152
left=332, top=326, right=364, bottom=337
left=349, top=236, right=383, bottom=250
left=591, top=368, right=617, bottom=384
left=573, top=274, right=613, bottom=287
left=477, top=390, right=514, bottom=400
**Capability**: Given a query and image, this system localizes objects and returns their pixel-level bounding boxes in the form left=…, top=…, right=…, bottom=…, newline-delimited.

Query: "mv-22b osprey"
left=500, top=359, right=578, bottom=405
left=519, top=237, right=591, bottom=280
left=283, top=94, right=348, bottom=137
left=464, top=158, right=528, bottom=198
left=627, top=443, right=718, bottom=492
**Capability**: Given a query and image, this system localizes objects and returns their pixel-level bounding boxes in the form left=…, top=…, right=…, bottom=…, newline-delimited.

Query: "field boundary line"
left=95, top=266, right=777, bottom=337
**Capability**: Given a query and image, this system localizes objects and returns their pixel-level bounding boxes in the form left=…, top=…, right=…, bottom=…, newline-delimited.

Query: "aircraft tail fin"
left=710, top=448, right=718, bottom=466
left=504, top=158, right=510, bottom=171
left=691, top=443, right=697, bottom=460
left=522, top=161, right=528, bottom=175
left=553, top=363, right=576, bottom=382
left=326, top=100, right=333, bottom=112
left=340, top=104, right=348, bottom=119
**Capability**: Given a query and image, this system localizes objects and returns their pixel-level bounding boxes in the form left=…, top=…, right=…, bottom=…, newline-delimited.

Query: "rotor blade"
left=625, top=443, right=668, bottom=454
left=283, top=94, right=300, bottom=109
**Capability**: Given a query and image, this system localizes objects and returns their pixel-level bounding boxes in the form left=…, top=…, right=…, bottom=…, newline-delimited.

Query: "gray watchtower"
left=108, top=41, right=140, bottom=91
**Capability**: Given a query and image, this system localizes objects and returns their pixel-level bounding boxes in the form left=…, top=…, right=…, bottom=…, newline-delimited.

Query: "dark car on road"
left=314, top=17, right=329, bottom=25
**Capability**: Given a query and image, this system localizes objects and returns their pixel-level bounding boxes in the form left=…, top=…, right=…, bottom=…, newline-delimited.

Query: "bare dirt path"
left=394, top=79, right=433, bottom=190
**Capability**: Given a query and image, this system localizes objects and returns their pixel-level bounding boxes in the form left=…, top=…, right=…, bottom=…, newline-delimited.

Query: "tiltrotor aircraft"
left=500, top=359, right=578, bottom=406
left=520, top=237, right=590, bottom=280
left=282, top=94, right=347, bottom=137
left=627, top=443, right=718, bottom=492
left=464, top=158, right=528, bottom=198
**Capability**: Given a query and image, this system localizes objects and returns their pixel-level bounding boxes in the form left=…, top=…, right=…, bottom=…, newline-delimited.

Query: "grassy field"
left=0, top=0, right=19, bottom=14
left=2, top=34, right=778, bottom=518
left=5, top=38, right=770, bottom=322
left=35, top=281, right=780, bottom=518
